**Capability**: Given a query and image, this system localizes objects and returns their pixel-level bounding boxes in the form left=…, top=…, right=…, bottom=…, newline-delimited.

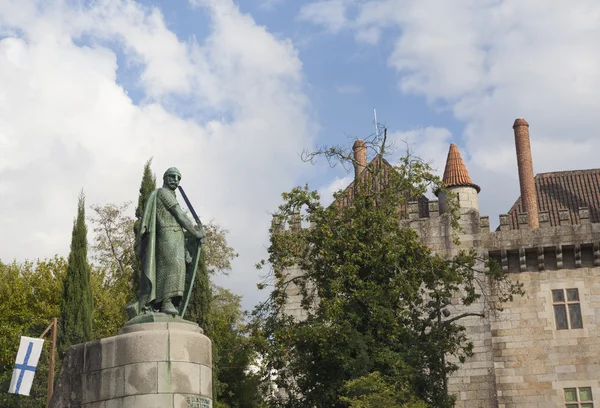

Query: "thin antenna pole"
left=373, top=108, right=379, bottom=137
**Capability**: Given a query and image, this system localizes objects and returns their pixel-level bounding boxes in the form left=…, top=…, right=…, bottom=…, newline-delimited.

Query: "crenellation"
left=290, top=212, right=301, bottom=231
left=539, top=211, right=550, bottom=227
left=559, top=209, right=571, bottom=226
left=480, top=216, right=490, bottom=232
left=271, top=214, right=284, bottom=233
left=579, top=207, right=590, bottom=224
left=408, top=201, right=420, bottom=220
left=499, top=214, right=511, bottom=231
left=428, top=200, right=440, bottom=217
left=518, top=213, right=529, bottom=230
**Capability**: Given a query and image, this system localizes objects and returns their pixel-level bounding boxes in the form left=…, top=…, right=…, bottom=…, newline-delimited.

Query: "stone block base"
left=50, top=321, right=212, bottom=407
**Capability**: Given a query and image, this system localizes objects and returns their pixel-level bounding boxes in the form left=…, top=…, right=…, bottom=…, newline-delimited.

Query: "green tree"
left=89, top=266, right=130, bottom=339
left=340, top=372, right=427, bottom=408
left=0, top=257, right=67, bottom=408
left=186, top=221, right=238, bottom=329
left=253, top=142, right=523, bottom=407
left=185, top=250, right=212, bottom=331
left=133, top=158, right=157, bottom=296
left=203, top=222, right=238, bottom=276
left=210, top=285, right=266, bottom=408
left=58, top=192, right=93, bottom=358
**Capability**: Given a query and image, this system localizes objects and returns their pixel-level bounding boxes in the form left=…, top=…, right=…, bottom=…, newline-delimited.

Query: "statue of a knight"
left=130, top=167, right=205, bottom=317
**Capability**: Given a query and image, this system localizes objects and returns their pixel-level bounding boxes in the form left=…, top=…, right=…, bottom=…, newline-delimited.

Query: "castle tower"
left=438, top=143, right=480, bottom=215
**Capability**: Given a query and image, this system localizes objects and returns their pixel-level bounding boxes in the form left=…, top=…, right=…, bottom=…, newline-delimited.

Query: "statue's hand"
left=193, top=225, right=206, bottom=241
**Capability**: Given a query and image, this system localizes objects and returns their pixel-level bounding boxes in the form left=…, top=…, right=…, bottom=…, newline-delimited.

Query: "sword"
left=177, top=185, right=203, bottom=319
left=178, top=186, right=202, bottom=227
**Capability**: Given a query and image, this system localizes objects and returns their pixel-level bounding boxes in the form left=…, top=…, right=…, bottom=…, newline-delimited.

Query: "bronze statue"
left=128, top=167, right=205, bottom=320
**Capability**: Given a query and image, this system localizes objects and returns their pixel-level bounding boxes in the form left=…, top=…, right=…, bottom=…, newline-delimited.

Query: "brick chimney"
left=353, top=140, right=367, bottom=179
left=513, top=118, right=539, bottom=228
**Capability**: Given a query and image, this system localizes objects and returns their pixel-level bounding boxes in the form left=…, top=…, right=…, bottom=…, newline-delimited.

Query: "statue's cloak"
left=136, top=190, right=158, bottom=310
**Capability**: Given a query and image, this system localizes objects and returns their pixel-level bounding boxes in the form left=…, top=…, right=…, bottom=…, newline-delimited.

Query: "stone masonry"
left=50, top=322, right=213, bottom=408
left=408, top=202, right=600, bottom=407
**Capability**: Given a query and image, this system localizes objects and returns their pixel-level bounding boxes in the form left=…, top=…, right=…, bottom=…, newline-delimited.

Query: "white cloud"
left=318, top=175, right=353, bottom=206
left=298, top=0, right=352, bottom=33
left=0, top=0, right=313, bottom=311
left=257, top=0, right=284, bottom=10
left=300, top=0, right=600, bottom=224
left=354, top=26, right=380, bottom=44
left=389, top=126, right=454, bottom=177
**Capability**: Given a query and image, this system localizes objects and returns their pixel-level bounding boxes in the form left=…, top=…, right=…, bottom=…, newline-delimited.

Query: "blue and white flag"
left=8, top=336, right=45, bottom=396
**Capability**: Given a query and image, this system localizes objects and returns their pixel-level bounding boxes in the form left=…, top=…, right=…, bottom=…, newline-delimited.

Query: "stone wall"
left=279, top=264, right=315, bottom=322
left=407, top=202, right=600, bottom=407
left=50, top=322, right=212, bottom=408
left=491, top=267, right=600, bottom=407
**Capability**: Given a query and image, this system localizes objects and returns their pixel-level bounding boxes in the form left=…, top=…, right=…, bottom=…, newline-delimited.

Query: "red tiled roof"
left=442, top=144, right=480, bottom=192
left=506, top=169, right=600, bottom=228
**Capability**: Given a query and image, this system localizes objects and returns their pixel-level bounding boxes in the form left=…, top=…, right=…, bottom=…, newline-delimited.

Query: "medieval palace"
left=282, top=118, right=600, bottom=407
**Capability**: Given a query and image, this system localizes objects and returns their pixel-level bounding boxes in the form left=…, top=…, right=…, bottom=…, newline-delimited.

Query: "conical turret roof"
left=442, top=143, right=480, bottom=192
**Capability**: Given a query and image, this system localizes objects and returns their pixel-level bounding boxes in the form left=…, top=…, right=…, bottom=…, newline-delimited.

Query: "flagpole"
left=47, top=317, right=57, bottom=407
left=39, top=318, right=58, bottom=407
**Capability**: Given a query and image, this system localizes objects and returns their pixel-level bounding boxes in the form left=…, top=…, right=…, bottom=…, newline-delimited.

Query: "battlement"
left=270, top=212, right=304, bottom=233
left=496, top=206, right=593, bottom=231
left=405, top=200, right=600, bottom=273
left=407, top=200, right=597, bottom=230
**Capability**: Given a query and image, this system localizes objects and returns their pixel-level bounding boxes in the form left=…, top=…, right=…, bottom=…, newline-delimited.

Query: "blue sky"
left=1, top=0, right=599, bottom=310
left=133, top=0, right=460, bottom=155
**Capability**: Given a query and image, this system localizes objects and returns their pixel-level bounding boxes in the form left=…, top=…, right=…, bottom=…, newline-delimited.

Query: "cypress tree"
left=185, top=250, right=212, bottom=332
left=58, top=191, right=93, bottom=357
left=185, top=251, right=216, bottom=401
left=133, top=158, right=157, bottom=297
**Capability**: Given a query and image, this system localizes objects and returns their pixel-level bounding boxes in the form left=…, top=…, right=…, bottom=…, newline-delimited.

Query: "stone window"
left=553, top=289, right=583, bottom=330
left=564, top=386, right=593, bottom=407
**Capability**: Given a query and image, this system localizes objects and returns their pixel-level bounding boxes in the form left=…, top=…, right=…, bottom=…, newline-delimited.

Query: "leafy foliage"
left=185, top=250, right=212, bottom=331
left=210, top=285, right=266, bottom=408
left=90, top=266, right=130, bottom=339
left=253, top=147, right=523, bottom=407
left=58, top=192, right=93, bottom=358
left=340, top=372, right=428, bottom=408
left=90, top=202, right=135, bottom=287
left=203, top=222, right=238, bottom=276
left=0, top=258, right=66, bottom=408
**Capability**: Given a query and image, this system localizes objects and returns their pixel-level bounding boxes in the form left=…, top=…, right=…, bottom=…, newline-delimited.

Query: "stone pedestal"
left=50, top=322, right=212, bottom=408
